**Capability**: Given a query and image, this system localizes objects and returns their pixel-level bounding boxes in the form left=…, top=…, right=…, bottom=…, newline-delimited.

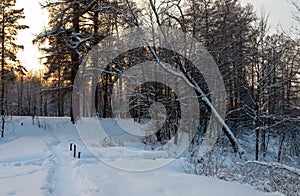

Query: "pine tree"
left=34, top=0, right=137, bottom=123
left=0, top=0, right=28, bottom=137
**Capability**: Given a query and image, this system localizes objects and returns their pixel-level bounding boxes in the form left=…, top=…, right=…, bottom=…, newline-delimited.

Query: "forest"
left=0, top=0, right=299, bottom=190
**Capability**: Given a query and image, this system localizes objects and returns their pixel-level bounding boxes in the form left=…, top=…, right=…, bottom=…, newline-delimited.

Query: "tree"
left=34, top=0, right=137, bottom=123
left=117, top=0, right=247, bottom=155
left=246, top=19, right=299, bottom=161
left=290, top=0, right=300, bottom=36
left=0, top=0, right=28, bottom=137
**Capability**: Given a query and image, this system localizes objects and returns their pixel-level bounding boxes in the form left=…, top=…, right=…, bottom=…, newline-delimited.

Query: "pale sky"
left=15, top=0, right=298, bottom=71
left=240, top=0, right=298, bottom=34
left=16, top=0, right=48, bottom=71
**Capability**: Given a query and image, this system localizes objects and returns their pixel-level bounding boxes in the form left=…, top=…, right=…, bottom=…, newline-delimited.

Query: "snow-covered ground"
left=0, top=116, right=282, bottom=196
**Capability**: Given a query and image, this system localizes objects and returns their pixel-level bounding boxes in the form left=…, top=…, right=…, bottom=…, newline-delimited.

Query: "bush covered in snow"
left=220, top=161, right=300, bottom=196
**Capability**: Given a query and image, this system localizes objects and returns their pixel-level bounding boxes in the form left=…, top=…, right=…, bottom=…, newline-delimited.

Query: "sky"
left=16, top=0, right=48, bottom=71
left=240, top=0, right=298, bottom=33
left=15, top=0, right=298, bottom=71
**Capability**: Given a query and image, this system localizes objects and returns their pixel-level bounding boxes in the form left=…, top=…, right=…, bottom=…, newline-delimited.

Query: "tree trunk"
left=1, top=116, right=4, bottom=138
left=70, top=3, right=80, bottom=123
left=1, top=10, right=5, bottom=117
left=261, top=129, right=266, bottom=158
left=277, top=132, right=285, bottom=162
left=255, top=128, right=259, bottom=161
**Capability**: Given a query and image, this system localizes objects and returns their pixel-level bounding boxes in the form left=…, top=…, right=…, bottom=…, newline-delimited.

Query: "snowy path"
left=43, top=118, right=84, bottom=196
left=45, top=140, right=78, bottom=196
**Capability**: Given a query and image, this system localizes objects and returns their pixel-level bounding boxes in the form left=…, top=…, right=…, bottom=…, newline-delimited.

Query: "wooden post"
left=74, top=144, right=76, bottom=158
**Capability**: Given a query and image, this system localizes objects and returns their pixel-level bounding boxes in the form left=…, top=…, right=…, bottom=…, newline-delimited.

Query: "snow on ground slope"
left=0, top=117, right=282, bottom=196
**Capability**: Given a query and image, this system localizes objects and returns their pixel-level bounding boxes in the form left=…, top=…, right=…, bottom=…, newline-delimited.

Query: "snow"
left=0, top=116, right=282, bottom=196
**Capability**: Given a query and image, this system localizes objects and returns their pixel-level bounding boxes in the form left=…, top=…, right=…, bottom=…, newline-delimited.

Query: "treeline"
left=1, top=0, right=299, bottom=161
